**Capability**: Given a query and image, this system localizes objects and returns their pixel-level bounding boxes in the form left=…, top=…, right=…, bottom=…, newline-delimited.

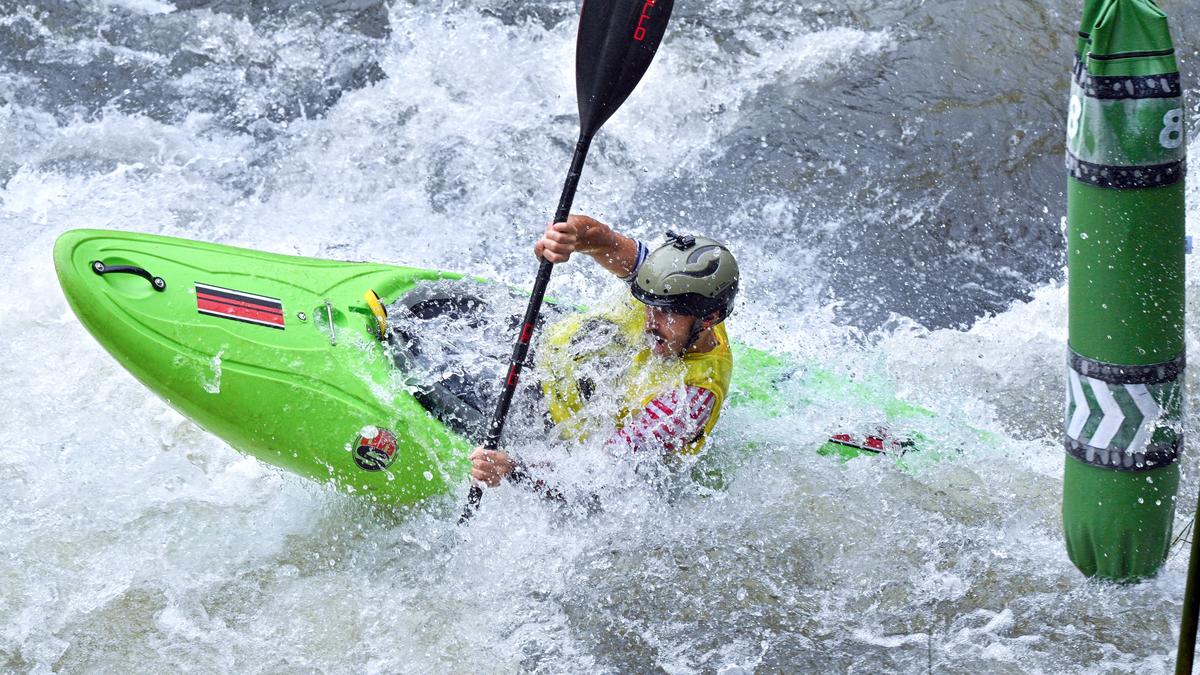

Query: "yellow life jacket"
left=536, top=297, right=732, bottom=454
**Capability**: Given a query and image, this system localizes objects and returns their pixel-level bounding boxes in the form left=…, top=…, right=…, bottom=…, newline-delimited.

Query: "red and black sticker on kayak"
left=195, top=282, right=285, bottom=329
left=353, top=427, right=398, bottom=471
left=828, top=429, right=915, bottom=455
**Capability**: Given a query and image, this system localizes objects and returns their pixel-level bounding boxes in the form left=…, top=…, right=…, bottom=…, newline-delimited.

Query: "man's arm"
left=535, top=214, right=645, bottom=279
left=468, top=215, right=648, bottom=488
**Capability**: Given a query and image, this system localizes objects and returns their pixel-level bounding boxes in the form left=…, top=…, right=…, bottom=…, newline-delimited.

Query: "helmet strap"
left=683, top=315, right=704, bottom=352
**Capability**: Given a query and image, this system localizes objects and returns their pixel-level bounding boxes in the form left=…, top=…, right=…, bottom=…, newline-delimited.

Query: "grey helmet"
left=631, top=231, right=739, bottom=322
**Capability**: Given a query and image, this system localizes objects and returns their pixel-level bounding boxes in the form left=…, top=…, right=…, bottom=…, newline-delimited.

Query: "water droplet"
left=1080, top=232, right=1089, bottom=239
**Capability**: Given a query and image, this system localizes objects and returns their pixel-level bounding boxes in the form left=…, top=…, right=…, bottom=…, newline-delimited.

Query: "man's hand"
left=534, top=219, right=580, bottom=263
left=469, top=447, right=518, bottom=487
left=534, top=214, right=603, bottom=263
left=534, top=214, right=640, bottom=278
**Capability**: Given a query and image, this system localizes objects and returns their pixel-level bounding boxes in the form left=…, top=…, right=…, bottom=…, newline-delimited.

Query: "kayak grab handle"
left=90, top=260, right=166, bottom=292
left=324, top=299, right=337, bottom=346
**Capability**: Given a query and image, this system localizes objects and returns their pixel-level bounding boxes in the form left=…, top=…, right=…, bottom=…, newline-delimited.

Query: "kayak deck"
left=54, top=228, right=473, bottom=504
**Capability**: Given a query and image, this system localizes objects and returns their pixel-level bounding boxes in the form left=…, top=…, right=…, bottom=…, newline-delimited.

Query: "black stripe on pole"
left=1069, top=350, right=1186, bottom=385
left=1073, top=59, right=1183, bottom=100
left=1066, top=154, right=1186, bottom=189
left=1089, top=47, right=1176, bottom=61
left=1064, top=437, right=1181, bottom=471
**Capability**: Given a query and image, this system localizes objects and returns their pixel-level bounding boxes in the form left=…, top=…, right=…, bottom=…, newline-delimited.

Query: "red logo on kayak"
left=353, top=427, right=398, bottom=471
left=633, top=0, right=657, bottom=41
left=195, top=282, right=285, bottom=329
left=827, top=429, right=914, bottom=456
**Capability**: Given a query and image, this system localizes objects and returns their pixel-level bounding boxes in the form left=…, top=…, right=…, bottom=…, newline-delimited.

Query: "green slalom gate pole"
left=1062, top=0, right=1187, bottom=583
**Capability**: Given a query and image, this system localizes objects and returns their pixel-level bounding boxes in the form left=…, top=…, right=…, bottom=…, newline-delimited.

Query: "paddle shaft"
left=486, top=134, right=592, bottom=448
left=459, top=0, right=674, bottom=522
left=462, top=134, right=592, bottom=517
left=1178, top=506, right=1200, bottom=674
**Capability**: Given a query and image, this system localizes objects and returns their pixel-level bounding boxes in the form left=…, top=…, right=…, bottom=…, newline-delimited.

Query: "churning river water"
left=3, top=0, right=1200, bottom=672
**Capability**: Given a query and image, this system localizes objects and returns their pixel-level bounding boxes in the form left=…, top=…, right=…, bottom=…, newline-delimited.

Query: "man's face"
left=643, top=305, right=696, bottom=357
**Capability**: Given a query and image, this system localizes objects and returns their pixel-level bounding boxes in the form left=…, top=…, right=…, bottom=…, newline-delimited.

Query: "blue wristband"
left=619, top=240, right=649, bottom=283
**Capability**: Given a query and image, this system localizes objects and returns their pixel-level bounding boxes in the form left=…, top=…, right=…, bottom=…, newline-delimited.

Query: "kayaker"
left=469, top=214, right=739, bottom=487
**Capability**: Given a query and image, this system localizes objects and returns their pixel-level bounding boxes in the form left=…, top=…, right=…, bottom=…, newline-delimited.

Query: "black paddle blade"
left=576, top=0, right=674, bottom=135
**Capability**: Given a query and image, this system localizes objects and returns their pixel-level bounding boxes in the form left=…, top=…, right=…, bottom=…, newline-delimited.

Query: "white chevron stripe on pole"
left=1089, top=376, right=1126, bottom=450
left=1126, top=383, right=1162, bottom=453
left=1068, top=370, right=1091, bottom=440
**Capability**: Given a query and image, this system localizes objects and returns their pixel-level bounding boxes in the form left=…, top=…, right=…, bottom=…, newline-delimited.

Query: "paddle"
left=460, top=0, right=674, bottom=522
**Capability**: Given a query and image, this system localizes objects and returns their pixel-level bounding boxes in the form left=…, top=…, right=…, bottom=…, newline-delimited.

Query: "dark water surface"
left=4, top=0, right=1197, bottom=326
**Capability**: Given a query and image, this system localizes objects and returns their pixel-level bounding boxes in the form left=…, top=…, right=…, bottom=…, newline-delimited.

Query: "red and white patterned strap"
left=607, top=385, right=716, bottom=455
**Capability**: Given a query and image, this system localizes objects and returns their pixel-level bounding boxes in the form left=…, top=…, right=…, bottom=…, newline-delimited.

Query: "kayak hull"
left=53, top=228, right=472, bottom=504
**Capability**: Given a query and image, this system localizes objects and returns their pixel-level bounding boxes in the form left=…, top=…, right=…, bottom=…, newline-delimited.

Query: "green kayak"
left=52, top=229, right=934, bottom=504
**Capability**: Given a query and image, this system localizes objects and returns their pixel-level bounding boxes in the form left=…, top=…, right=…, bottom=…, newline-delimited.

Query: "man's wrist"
left=506, top=458, right=530, bottom=484
left=617, top=239, right=648, bottom=282
left=576, top=217, right=606, bottom=252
